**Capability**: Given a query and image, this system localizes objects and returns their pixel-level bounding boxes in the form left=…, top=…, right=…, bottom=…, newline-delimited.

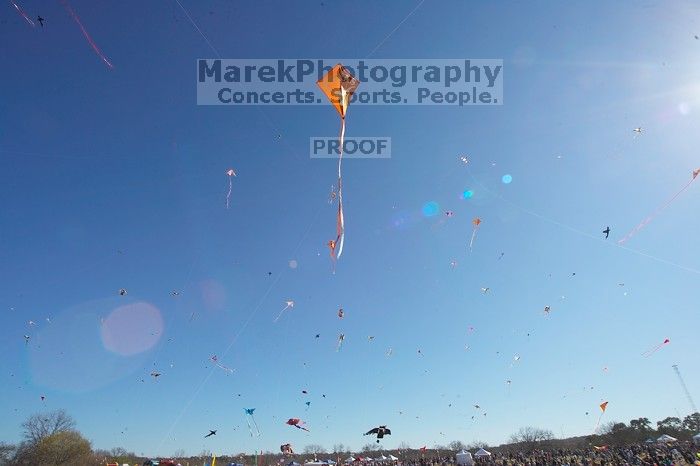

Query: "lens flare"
left=462, top=190, right=474, bottom=199
left=422, top=201, right=440, bottom=217
left=101, top=302, right=163, bottom=356
left=502, top=174, right=513, bottom=184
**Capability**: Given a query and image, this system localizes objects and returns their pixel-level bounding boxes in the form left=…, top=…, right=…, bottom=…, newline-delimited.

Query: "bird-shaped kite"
left=204, top=430, right=217, bottom=438
left=286, top=418, right=309, bottom=432
left=317, top=64, right=360, bottom=269
left=244, top=408, right=261, bottom=437
left=364, top=426, right=391, bottom=443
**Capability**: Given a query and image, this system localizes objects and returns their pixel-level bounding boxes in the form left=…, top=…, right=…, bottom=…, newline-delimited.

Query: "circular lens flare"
left=502, top=174, right=513, bottom=184
left=101, top=302, right=163, bottom=356
left=422, top=201, right=440, bottom=217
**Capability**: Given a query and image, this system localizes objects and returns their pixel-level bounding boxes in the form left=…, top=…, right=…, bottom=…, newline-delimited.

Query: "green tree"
left=629, top=418, right=652, bottom=432
left=22, top=431, right=93, bottom=466
left=656, top=417, right=683, bottom=433
left=683, top=412, right=700, bottom=432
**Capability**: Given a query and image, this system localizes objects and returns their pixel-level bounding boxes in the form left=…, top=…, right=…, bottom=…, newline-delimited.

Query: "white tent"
left=474, top=448, right=491, bottom=458
left=693, top=433, right=700, bottom=446
left=456, top=450, right=474, bottom=466
left=388, top=455, right=398, bottom=461
left=344, top=457, right=355, bottom=464
left=657, top=434, right=677, bottom=443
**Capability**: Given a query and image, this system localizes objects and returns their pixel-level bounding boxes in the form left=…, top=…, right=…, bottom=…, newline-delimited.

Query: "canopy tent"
left=388, top=455, right=399, bottom=461
left=456, top=450, right=474, bottom=466
left=324, top=460, right=337, bottom=464
left=693, top=433, right=700, bottom=446
left=657, top=434, right=678, bottom=443
left=474, top=448, right=491, bottom=458
left=344, top=458, right=355, bottom=464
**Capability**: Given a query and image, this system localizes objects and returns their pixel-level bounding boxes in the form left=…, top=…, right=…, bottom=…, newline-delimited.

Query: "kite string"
left=617, top=176, right=696, bottom=244
left=60, top=0, right=114, bottom=69
left=157, top=203, right=325, bottom=449
left=365, top=0, right=426, bottom=58
left=466, top=167, right=700, bottom=275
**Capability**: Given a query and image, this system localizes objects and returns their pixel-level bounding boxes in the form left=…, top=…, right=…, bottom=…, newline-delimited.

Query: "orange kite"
left=317, top=64, right=360, bottom=267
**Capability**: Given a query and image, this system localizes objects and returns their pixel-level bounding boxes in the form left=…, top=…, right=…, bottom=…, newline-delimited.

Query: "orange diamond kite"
left=316, top=64, right=360, bottom=119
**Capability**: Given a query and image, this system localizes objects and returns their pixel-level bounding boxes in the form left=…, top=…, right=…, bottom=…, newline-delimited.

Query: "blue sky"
left=1, top=0, right=700, bottom=458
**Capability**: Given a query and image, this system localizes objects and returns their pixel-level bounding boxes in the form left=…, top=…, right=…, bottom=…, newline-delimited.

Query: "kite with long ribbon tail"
left=469, top=217, right=482, bottom=252
left=210, top=355, right=234, bottom=374
left=225, top=169, right=236, bottom=209
left=641, top=337, right=670, bottom=357
left=317, top=64, right=360, bottom=269
left=594, top=401, right=608, bottom=432
left=336, top=333, right=345, bottom=352
left=274, top=300, right=295, bottom=323
left=60, top=0, right=114, bottom=69
left=618, top=169, right=699, bottom=244
left=286, top=418, right=310, bottom=432
left=10, top=0, right=35, bottom=27
left=244, top=408, right=261, bottom=437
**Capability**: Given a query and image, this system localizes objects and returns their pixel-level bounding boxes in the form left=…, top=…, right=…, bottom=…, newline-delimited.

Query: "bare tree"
left=361, top=443, right=375, bottom=453
left=0, top=442, right=16, bottom=464
left=508, top=427, right=554, bottom=451
left=303, top=444, right=327, bottom=454
left=467, top=441, right=489, bottom=450
left=332, top=444, right=347, bottom=453
left=397, top=441, right=411, bottom=451
left=448, top=441, right=466, bottom=451
left=21, top=410, right=76, bottom=446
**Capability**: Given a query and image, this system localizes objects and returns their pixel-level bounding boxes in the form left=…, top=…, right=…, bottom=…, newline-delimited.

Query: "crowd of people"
left=397, top=442, right=700, bottom=466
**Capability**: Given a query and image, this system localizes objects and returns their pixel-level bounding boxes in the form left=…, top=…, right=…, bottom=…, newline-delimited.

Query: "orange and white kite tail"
left=335, top=88, right=349, bottom=260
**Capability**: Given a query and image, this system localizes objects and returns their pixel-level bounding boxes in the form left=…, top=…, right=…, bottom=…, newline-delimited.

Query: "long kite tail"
left=60, top=0, right=114, bottom=69
left=336, top=117, right=346, bottom=259
left=10, top=0, right=35, bottom=26
left=618, top=176, right=697, bottom=244
left=273, top=306, right=287, bottom=323
left=469, top=228, right=478, bottom=252
left=246, top=417, right=254, bottom=437
left=251, top=416, right=261, bottom=436
left=226, top=178, right=232, bottom=209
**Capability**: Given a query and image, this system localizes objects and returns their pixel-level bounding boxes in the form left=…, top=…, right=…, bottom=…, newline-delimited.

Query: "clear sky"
left=1, top=0, right=699, bottom=459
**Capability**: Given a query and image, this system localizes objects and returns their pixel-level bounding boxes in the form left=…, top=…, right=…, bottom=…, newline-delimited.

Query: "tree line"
left=0, top=410, right=697, bottom=465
